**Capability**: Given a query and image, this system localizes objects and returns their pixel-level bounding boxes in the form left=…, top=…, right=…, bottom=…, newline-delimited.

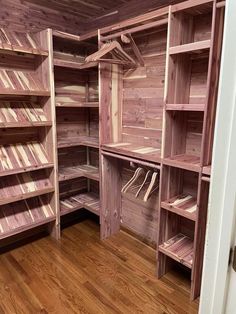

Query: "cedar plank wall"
left=120, top=28, right=166, bottom=245
left=120, top=14, right=212, bottom=245
left=0, top=0, right=85, bottom=33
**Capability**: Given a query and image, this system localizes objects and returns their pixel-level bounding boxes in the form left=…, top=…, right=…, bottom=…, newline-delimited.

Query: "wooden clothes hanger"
left=85, top=41, right=137, bottom=66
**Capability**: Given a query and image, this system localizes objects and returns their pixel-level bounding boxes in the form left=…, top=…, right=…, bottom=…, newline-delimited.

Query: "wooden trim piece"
left=100, top=18, right=168, bottom=41
left=52, top=30, right=81, bottom=42
left=171, top=0, right=213, bottom=13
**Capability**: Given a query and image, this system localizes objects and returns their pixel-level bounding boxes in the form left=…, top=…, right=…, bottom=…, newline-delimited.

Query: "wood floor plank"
left=0, top=219, right=199, bottom=313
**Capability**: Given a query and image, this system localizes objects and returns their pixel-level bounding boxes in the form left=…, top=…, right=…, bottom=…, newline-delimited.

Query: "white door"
left=199, top=0, right=236, bottom=313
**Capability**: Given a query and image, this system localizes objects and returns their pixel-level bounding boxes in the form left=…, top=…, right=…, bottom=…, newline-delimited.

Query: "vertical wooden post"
left=42, top=29, right=60, bottom=239
left=100, top=154, right=121, bottom=239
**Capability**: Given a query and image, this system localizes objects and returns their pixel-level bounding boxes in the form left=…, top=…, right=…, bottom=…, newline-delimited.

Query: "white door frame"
left=199, top=0, right=236, bottom=313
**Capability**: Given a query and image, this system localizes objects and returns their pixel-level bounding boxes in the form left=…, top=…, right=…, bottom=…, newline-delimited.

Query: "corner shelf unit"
left=157, top=0, right=223, bottom=300
left=52, top=31, right=100, bottom=218
left=0, top=28, right=59, bottom=241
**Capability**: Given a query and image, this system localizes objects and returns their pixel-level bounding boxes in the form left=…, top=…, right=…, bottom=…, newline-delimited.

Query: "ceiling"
left=19, top=0, right=181, bottom=34
left=27, top=0, right=130, bottom=22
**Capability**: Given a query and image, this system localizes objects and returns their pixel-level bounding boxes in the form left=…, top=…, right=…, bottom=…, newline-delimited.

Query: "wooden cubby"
left=0, top=194, right=55, bottom=240
left=160, top=166, right=198, bottom=221
left=0, top=28, right=59, bottom=242
left=100, top=22, right=167, bottom=163
left=52, top=31, right=100, bottom=220
left=60, top=178, right=100, bottom=216
left=101, top=151, right=160, bottom=244
left=163, top=111, right=204, bottom=171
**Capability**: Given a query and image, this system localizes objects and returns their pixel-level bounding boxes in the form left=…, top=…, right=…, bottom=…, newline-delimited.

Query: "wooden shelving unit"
left=52, top=31, right=100, bottom=218
left=157, top=0, right=223, bottom=300
left=0, top=0, right=224, bottom=303
left=99, top=0, right=224, bottom=302
left=0, top=28, right=59, bottom=241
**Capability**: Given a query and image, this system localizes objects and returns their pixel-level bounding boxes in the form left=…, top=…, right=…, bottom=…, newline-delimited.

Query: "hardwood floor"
left=0, top=218, right=199, bottom=313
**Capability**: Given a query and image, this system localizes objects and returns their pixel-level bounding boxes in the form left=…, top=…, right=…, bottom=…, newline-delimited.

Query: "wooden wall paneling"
left=0, top=0, right=86, bottom=34
left=100, top=154, right=122, bottom=239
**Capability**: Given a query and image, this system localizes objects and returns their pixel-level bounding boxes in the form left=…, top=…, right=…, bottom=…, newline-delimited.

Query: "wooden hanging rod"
left=101, top=150, right=161, bottom=169
left=100, top=18, right=168, bottom=42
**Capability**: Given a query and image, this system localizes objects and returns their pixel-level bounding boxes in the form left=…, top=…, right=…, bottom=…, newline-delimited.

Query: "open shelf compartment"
left=159, top=233, right=194, bottom=269
left=0, top=99, right=52, bottom=128
left=163, top=111, right=204, bottom=172
left=158, top=209, right=195, bottom=269
left=0, top=194, right=55, bottom=240
left=161, top=166, right=199, bottom=221
left=0, top=168, right=54, bottom=206
left=58, top=145, right=99, bottom=182
left=53, top=32, right=98, bottom=70
left=60, top=177, right=100, bottom=216
left=0, top=28, right=48, bottom=56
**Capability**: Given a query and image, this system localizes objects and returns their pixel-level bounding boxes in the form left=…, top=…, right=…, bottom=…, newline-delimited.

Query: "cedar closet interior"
left=0, top=0, right=224, bottom=302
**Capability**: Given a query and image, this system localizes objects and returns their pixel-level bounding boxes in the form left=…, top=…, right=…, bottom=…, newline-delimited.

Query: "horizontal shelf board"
left=102, top=142, right=161, bottom=164
left=56, top=101, right=99, bottom=108
left=0, top=44, right=48, bottom=56
left=169, top=40, right=211, bottom=55
left=57, top=136, right=99, bottom=149
left=0, top=163, right=54, bottom=178
left=166, top=103, right=205, bottom=111
left=60, top=192, right=100, bottom=216
left=0, top=142, right=51, bottom=176
left=0, top=187, right=54, bottom=206
left=201, top=175, right=210, bottom=182
left=159, top=233, right=194, bottom=269
left=0, top=216, right=55, bottom=240
left=202, top=165, right=211, bottom=176
left=0, top=101, right=51, bottom=126
left=0, top=121, right=52, bottom=128
left=161, top=194, right=197, bottom=221
left=0, top=196, right=55, bottom=240
left=54, top=57, right=97, bottom=70
left=54, top=58, right=84, bottom=70
left=0, top=90, right=50, bottom=97
left=163, top=154, right=201, bottom=172
left=52, top=30, right=81, bottom=42
left=58, top=164, right=99, bottom=182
